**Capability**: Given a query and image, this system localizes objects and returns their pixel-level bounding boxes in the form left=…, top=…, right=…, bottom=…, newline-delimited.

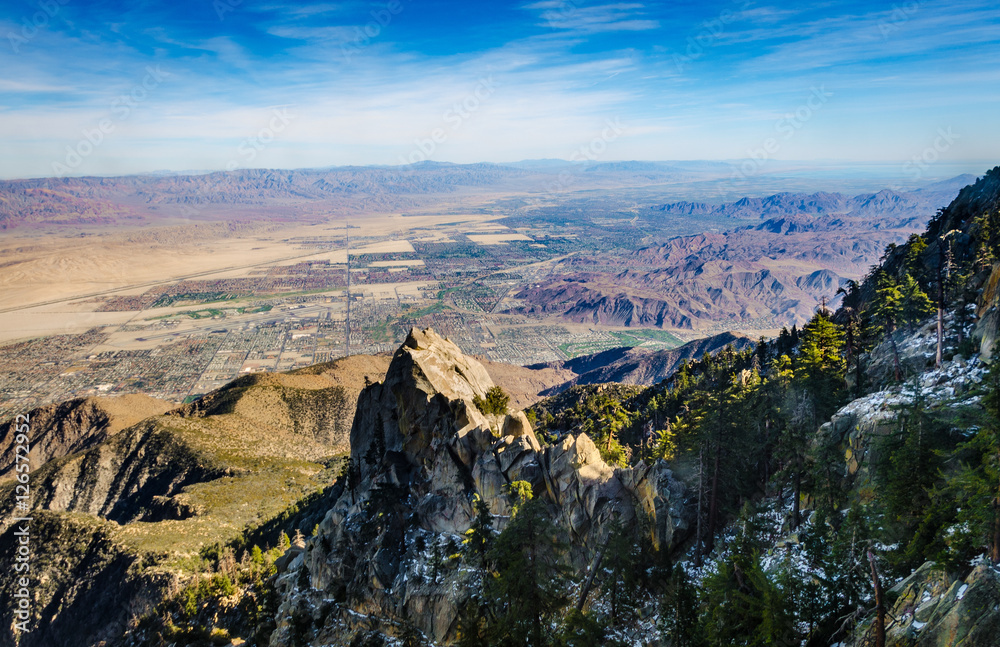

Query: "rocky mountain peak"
left=395, top=326, right=495, bottom=406
left=342, top=328, right=546, bottom=529
left=273, top=327, right=690, bottom=644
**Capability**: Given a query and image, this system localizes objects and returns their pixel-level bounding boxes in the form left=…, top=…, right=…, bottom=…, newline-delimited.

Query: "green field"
left=558, top=329, right=684, bottom=358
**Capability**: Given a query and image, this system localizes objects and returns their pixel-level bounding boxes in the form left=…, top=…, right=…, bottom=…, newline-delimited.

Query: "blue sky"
left=0, top=0, right=998, bottom=178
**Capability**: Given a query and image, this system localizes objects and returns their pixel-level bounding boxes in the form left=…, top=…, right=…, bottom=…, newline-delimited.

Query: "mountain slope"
left=535, top=331, right=756, bottom=392
left=0, top=394, right=172, bottom=480
left=0, top=345, right=577, bottom=646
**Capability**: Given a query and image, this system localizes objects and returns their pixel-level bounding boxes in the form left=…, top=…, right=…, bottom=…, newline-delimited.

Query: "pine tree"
left=555, top=609, right=607, bottom=647
left=899, top=273, right=935, bottom=330
left=464, top=495, right=495, bottom=590
left=905, top=233, right=929, bottom=278
left=601, top=520, right=642, bottom=629
left=700, top=548, right=797, bottom=647
left=659, top=564, right=700, bottom=647
left=799, top=505, right=874, bottom=644
left=871, top=272, right=904, bottom=380
left=504, top=480, right=533, bottom=516
left=795, top=311, right=846, bottom=422
left=485, top=498, right=569, bottom=646
left=873, top=389, right=949, bottom=569
left=474, top=385, right=511, bottom=415
left=580, top=394, right=633, bottom=467
left=949, top=362, right=1000, bottom=563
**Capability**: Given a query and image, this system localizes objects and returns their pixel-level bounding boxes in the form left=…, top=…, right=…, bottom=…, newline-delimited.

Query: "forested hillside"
left=514, top=166, right=1000, bottom=646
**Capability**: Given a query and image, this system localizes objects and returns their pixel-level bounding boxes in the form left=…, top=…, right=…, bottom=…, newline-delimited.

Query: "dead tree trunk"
left=694, top=447, right=704, bottom=567
left=577, top=536, right=611, bottom=612
left=937, top=241, right=945, bottom=368
left=890, top=332, right=902, bottom=382
left=868, top=549, right=886, bottom=647
left=704, top=445, right=721, bottom=554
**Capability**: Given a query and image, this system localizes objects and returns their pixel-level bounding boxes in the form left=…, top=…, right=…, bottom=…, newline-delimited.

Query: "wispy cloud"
left=0, top=0, right=996, bottom=178
left=524, top=1, right=660, bottom=34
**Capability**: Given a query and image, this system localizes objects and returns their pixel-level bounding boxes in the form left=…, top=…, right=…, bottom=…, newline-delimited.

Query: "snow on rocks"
left=818, top=354, right=985, bottom=481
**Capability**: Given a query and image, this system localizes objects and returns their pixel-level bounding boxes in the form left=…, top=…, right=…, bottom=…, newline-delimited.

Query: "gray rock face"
left=973, top=261, right=1000, bottom=362
left=849, top=560, right=1000, bottom=647
left=270, top=328, right=690, bottom=645
left=813, top=353, right=983, bottom=487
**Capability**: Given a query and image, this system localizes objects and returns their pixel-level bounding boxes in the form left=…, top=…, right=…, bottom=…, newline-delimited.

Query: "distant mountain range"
left=650, top=175, right=976, bottom=223
left=1, top=162, right=975, bottom=230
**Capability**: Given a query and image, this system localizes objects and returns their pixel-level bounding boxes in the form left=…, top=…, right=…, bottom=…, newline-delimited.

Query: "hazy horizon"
left=2, top=0, right=998, bottom=180
left=0, top=158, right=994, bottom=184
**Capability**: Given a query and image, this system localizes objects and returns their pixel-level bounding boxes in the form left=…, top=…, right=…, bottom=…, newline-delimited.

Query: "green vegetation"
left=558, top=329, right=683, bottom=358
left=518, top=302, right=989, bottom=645
left=151, top=303, right=273, bottom=320
left=152, top=291, right=247, bottom=308
left=459, top=498, right=570, bottom=646
left=401, top=299, right=449, bottom=319
left=134, top=537, right=285, bottom=646
left=473, top=385, right=511, bottom=416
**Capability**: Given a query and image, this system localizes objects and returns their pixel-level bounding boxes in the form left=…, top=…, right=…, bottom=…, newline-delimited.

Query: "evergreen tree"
left=600, top=520, right=643, bottom=629
left=700, top=549, right=798, bottom=647
left=871, top=272, right=904, bottom=380
left=555, top=610, right=607, bottom=647
left=464, top=495, right=495, bottom=590
left=795, top=311, right=846, bottom=422
left=972, top=210, right=1000, bottom=270
left=948, top=362, right=1000, bottom=563
left=659, top=564, right=701, bottom=647
left=873, top=389, right=950, bottom=570
left=474, top=385, right=511, bottom=415
left=904, top=233, right=929, bottom=279
left=899, top=273, right=935, bottom=330
left=485, top=498, right=569, bottom=646
left=799, top=505, right=875, bottom=645
left=504, top=480, right=533, bottom=516
left=580, top=394, right=633, bottom=467
left=455, top=600, right=489, bottom=647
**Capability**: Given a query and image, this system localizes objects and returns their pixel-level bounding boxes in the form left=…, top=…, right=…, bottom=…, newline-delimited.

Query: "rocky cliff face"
left=848, top=560, right=1000, bottom=647
left=0, top=394, right=172, bottom=480
left=816, top=337, right=985, bottom=488
left=0, top=512, right=168, bottom=647
left=0, top=418, right=223, bottom=523
left=269, top=328, right=690, bottom=645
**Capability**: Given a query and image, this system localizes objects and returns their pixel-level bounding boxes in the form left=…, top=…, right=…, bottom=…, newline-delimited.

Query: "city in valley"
left=0, top=162, right=973, bottom=418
